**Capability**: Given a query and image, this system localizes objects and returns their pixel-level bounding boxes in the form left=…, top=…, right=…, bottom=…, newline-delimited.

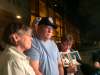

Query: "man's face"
left=39, top=25, right=53, bottom=40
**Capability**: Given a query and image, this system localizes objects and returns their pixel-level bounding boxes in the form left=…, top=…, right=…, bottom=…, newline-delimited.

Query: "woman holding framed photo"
left=59, top=34, right=81, bottom=75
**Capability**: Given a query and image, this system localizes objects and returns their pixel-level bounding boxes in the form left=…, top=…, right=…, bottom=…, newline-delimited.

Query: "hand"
left=67, top=63, right=77, bottom=73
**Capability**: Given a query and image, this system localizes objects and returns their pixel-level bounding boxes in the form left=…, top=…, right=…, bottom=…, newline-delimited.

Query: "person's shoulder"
left=32, top=37, right=40, bottom=45
left=50, top=39, right=56, bottom=44
left=32, top=37, right=38, bottom=41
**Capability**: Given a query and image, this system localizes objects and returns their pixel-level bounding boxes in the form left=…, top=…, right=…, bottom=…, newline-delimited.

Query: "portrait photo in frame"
left=60, top=51, right=81, bottom=67
left=60, top=52, right=71, bottom=67
left=69, top=51, right=81, bottom=61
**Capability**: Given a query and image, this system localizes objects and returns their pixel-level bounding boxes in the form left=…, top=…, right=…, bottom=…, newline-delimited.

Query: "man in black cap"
left=25, top=17, right=64, bottom=75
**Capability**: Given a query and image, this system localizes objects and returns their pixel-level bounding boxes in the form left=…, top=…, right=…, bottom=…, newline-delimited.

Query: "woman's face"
left=16, top=29, right=32, bottom=51
left=67, top=42, right=73, bottom=49
left=20, top=33, right=32, bottom=50
left=61, top=41, right=68, bottom=51
left=61, top=40, right=73, bottom=51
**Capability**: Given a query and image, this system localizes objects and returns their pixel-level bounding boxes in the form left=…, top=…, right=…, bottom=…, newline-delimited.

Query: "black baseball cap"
left=38, top=17, right=57, bottom=29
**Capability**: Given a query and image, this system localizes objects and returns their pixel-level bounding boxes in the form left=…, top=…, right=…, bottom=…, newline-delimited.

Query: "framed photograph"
left=60, top=52, right=69, bottom=59
left=60, top=52, right=70, bottom=67
left=69, top=51, right=81, bottom=60
left=60, top=51, right=81, bottom=67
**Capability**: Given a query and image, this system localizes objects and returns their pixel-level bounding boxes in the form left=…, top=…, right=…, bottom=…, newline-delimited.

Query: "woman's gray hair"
left=2, top=22, right=32, bottom=45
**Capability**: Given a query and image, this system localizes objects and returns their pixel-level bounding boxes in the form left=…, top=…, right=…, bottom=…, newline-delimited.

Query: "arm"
left=30, top=59, right=42, bottom=75
left=25, top=38, right=42, bottom=75
left=58, top=60, right=64, bottom=75
left=56, top=42, right=64, bottom=75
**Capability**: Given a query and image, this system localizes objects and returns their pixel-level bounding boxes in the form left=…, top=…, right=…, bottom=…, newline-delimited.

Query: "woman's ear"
left=11, top=33, right=20, bottom=45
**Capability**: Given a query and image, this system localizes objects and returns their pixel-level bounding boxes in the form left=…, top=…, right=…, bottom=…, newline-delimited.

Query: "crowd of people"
left=0, top=17, right=100, bottom=75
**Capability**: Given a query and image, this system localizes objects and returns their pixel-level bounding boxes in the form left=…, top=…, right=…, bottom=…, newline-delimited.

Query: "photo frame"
left=60, top=51, right=81, bottom=67
left=60, top=52, right=69, bottom=59
left=60, top=52, right=71, bottom=67
left=69, top=51, right=81, bottom=60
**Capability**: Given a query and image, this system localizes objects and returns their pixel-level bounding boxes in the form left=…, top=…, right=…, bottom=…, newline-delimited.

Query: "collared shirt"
left=0, top=45, right=35, bottom=75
